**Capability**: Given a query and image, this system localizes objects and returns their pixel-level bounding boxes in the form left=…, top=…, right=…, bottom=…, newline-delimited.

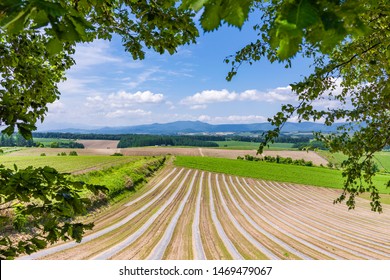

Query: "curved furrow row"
left=242, top=178, right=360, bottom=259
left=92, top=169, right=193, bottom=259
left=125, top=168, right=178, bottom=207
left=89, top=167, right=179, bottom=233
left=270, top=181, right=390, bottom=245
left=224, top=175, right=312, bottom=259
left=42, top=168, right=189, bottom=260
left=19, top=167, right=185, bottom=260
left=275, top=181, right=390, bottom=231
left=199, top=173, right=232, bottom=259
left=215, top=174, right=280, bottom=259
left=18, top=167, right=390, bottom=260
left=261, top=180, right=390, bottom=253
left=162, top=171, right=200, bottom=260
left=284, top=182, right=390, bottom=226
left=249, top=180, right=388, bottom=259
left=208, top=173, right=243, bottom=259
left=233, top=176, right=340, bottom=259
left=192, top=171, right=206, bottom=260
left=147, top=170, right=198, bottom=259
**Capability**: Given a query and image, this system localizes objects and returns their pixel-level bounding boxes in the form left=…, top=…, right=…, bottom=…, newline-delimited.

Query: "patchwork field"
left=19, top=167, right=390, bottom=260
left=120, top=147, right=328, bottom=166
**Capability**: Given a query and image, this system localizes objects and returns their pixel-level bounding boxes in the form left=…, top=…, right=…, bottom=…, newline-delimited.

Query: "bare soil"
left=19, top=167, right=390, bottom=260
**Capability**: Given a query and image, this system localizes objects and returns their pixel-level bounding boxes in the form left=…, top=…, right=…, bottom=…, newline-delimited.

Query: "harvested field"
left=19, top=167, right=390, bottom=260
left=121, top=147, right=328, bottom=166
left=76, top=140, right=119, bottom=149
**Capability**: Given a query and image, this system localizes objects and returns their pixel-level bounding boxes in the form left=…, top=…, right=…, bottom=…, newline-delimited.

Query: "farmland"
left=174, top=156, right=390, bottom=194
left=214, top=141, right=295, bottom=150
left=0, top=154, right=142, bottom=174
left=19, top=167, right=390, bottom=260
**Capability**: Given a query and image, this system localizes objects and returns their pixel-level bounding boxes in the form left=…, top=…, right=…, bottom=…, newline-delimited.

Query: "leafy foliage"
left=0, top=0, right=196, bottom=259
left=182, top=0, right=390, bottom=212
left=0, top=164, right=107, bottom=259
left=0, top=0, right=199, bottom=138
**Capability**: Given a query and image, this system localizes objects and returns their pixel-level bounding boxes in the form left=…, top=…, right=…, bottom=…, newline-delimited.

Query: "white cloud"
left=123, top=68, right=161, bottom=89
left=190, top=105, right=207, bottom=110
left=73, top=40, right=124, bottom=69
left=106, top=109, right=151, bottom=118
left=197, top=114, right=268, bottom=124
left=47, top=101, right=65, bottom=114
left=108, top=90, right=164, bottom=105
left=181, top=89, right=238, bottom=105
left=181, top=87, right=295, bottom=106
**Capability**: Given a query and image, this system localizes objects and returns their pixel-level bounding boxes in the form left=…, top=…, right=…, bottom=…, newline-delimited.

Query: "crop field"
left=175, top=156, right=390, bottom=194
left=0, top=154, right=143, bottom=174
left=120, top=147, right=328, bottom=166
left=19, top=167, right=390, bottom=260
left=76, top=140, right=120, bottom=149
left=318, top=150, right=390, bottom=172
left=214, top=141, right=296, bottom=150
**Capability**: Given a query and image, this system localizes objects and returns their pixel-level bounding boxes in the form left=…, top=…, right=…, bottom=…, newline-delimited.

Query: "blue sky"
left=40, top=15, right=318, bottom=130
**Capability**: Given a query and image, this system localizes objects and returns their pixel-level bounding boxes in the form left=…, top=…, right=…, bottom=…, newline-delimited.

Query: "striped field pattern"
left=20, top=167, right=390, bottom=260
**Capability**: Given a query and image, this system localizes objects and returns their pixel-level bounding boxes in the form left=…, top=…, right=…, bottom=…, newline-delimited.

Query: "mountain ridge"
left=38, top=120, right=342, bottom=135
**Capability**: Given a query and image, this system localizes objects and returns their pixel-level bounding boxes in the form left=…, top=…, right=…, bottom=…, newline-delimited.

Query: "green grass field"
left=0, top=155, right=142, bottom=173
left=214, top=141, right=296, bottom=150
left=317, top=150, right=390, bottom=173
left=174, top=156, right=390, bottom=194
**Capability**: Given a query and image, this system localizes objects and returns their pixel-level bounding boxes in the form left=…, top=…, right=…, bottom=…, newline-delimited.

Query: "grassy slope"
left=174, top=156, right=390, bottom=194
left=213, top=141, right=296, bottom=150
left=0, top=155, right=141, bottom=173
left=317, top=150, right=390, bottom=172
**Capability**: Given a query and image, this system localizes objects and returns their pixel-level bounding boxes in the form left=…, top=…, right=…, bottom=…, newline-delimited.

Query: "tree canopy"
left=0, top=0, right=389, bottom=259
left=183, top=0, right=390, bottom=212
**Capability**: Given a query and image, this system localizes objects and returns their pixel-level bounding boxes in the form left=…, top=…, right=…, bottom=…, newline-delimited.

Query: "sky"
left=39, top=13, right=317, bottom=130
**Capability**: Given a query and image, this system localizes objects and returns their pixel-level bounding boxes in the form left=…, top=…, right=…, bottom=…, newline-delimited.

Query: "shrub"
left=69, top=151, right=78, bottom=156
left=111, top=153, right=123, bottom=156
left=40, top=153, right=46, bottom=156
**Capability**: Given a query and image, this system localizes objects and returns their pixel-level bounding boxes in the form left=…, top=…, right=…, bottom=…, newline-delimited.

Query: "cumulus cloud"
left=47, top=101, right=65, bottom=114
left=197, top=114, right=268, bottom=124
left=181, top=87, right=295, bottom=106
left=106, top=109, right=151, bottom=118
left=181, top=89, right=238, bottom=105
left=108, top=90, right=164, bottom=104
left=85, top=90, right=164, bottom=109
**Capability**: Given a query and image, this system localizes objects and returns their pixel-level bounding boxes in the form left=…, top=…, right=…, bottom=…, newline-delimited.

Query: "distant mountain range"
left=39, top=121, right=343, bottom=135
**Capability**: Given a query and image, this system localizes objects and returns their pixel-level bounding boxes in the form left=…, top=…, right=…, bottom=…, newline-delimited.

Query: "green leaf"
left=46, top=37, right=63, bottom=56
left=200, top=0, right=222, bottom=31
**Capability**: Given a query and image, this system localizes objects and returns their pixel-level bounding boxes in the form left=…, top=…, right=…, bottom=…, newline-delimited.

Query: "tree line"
left=118, top=135, right=219, bottom=148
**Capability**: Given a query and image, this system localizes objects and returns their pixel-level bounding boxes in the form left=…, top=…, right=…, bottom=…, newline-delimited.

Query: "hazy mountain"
left=39, top=121, right=341, bottom=135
